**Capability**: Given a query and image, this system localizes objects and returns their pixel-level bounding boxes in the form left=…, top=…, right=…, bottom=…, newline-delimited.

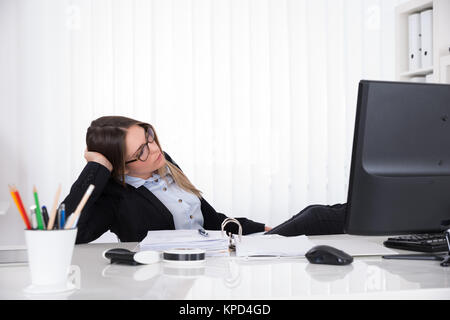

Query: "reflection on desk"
left=0, top=235, right=449, bottom=299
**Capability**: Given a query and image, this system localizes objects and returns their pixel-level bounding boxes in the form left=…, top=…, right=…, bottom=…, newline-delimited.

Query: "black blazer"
left=63, top=152, right=265, bottom=244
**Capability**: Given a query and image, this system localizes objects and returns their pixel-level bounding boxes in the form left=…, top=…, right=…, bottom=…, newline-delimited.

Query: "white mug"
left=24, top=228, right=79, bottom=294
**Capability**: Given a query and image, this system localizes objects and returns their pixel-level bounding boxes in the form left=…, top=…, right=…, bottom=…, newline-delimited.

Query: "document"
left=138, top=230, right=230, bottom=256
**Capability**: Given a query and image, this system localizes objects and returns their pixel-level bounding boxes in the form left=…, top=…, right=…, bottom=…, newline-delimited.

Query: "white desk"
left=1, top=234, right=449, bottom=300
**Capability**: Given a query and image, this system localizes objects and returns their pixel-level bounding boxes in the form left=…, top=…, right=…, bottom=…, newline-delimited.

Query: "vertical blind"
left=1, top=0, right=407, bottom=241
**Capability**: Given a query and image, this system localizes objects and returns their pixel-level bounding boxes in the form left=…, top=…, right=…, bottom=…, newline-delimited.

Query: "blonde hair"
left=157, top=162, right=202, bottom=199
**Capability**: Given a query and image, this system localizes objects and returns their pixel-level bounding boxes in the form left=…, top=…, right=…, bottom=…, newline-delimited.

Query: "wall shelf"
left=400, top=66, right=434, bottom=77
left=395, top=0, right=450, bottom=83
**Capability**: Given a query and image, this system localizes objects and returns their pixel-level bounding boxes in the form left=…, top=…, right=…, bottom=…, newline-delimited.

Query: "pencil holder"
left=24, top=228, right=79, bottom=294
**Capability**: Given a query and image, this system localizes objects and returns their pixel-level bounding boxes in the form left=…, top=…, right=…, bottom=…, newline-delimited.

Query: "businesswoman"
left=63, top=116, right=346, bottom=244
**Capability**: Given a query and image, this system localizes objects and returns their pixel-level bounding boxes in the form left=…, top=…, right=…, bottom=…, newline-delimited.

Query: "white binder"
left=420, top=9, right=433, bottom=68
left=408, top=13, right=422, bottom=71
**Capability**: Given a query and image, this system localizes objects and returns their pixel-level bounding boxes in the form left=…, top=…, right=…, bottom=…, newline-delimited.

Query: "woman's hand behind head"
left=84, top=148, right=113, bottom=172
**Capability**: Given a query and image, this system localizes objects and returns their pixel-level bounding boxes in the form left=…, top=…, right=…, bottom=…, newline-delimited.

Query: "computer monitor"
left=345, top=80, right=450, bottom=235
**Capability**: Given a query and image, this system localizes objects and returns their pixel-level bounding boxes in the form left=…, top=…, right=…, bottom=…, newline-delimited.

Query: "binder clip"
left=221, top=218, right=242, bottom=252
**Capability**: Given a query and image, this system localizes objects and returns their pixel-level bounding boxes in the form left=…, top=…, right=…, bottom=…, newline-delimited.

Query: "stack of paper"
left=235, top=234, right=315, bottom=257
left=138, top=230, right=230, bottom=257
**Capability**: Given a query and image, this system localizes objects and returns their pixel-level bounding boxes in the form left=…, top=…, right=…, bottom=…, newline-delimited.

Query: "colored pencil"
left=33, top=185, right=44, bottom=230
left=47, top=184, right=62, bottom=230
left=8, top=185, right=32, bottom=230
left=65, top=184, right=95, bottom=229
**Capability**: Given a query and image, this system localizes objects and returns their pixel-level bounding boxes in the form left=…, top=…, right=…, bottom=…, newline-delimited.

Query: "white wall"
left=0, top=0, right=407, bottom=245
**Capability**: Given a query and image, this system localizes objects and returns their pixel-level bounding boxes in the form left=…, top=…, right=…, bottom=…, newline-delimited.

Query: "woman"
left=63, top=116, right=346, bottom=244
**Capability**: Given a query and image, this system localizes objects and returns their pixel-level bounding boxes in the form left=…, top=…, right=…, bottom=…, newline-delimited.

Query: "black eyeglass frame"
left=125, top=125, right=155, bottom=165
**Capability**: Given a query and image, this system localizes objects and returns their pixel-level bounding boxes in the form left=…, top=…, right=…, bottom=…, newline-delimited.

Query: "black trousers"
left=265, top=203, right=347, bottom=237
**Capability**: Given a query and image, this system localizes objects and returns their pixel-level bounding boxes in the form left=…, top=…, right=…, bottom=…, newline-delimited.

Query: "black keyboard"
left=383, top=233, right=449, bottom=253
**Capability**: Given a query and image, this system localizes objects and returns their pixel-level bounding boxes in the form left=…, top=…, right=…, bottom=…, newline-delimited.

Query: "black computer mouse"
left=102, top=248, right=140, bottom=265
left=103, top=248, right=134, bottom=259
left=305, top=245, right=353, bottom=266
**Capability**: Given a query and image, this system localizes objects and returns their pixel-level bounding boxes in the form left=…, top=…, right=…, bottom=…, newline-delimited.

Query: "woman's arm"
left=200, top=198, right=266, bottom=235
left=62, top=157, right=116, bottom=244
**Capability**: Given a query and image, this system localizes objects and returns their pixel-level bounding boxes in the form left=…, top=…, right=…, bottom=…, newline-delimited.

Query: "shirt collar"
left=125, top=166, right=173, bottom=189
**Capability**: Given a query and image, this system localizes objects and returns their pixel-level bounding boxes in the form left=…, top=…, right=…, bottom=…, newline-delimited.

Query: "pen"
left=55, top=206, right=61, bottom=230
left=60, top=203, right=65, bottom=229
left=30, top=205, right=37, bottom=229
left=33, top=186, right=44, bottom=230
left=42, top=206, right=49, bottom=229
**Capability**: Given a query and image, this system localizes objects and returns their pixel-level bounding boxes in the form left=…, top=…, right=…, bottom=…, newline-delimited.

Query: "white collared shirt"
left=124, top=170, right=204, bottom=230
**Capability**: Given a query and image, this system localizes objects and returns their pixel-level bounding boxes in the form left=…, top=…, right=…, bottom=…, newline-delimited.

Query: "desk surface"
left=1, top=234, right=449, bottom=300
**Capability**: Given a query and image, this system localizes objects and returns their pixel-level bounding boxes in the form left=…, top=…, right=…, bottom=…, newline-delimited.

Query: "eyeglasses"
left=125, top=125, right=155, bottom=165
